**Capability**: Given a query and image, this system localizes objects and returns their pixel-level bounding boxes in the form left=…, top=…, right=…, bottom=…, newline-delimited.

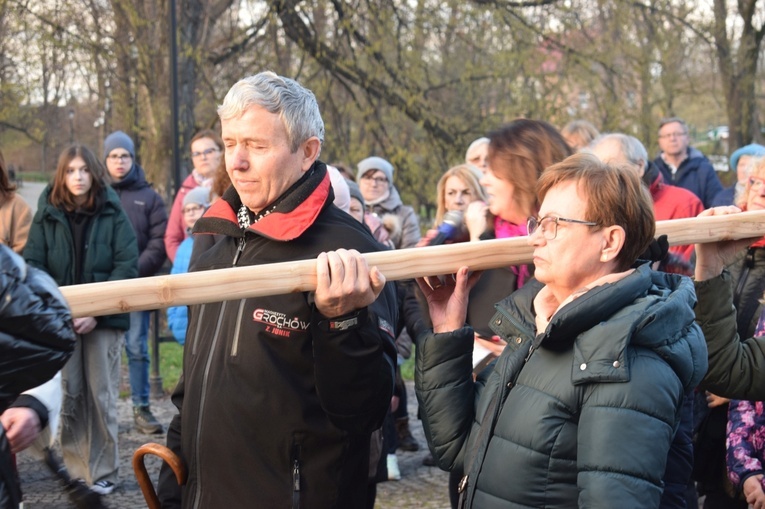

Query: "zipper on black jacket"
left=230, top=299, right=246, bottom=357
left=291, top=440, right=302, bottom=509
left=457, top=475, right=469, bottom=508
left=190, top=305, right=206, bottom=357
left=191, top=301, right=228, bottom=509
left=233, top=236, right=245, bottom=266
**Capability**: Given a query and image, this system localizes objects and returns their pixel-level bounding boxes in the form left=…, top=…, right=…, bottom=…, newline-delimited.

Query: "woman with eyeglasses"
left=22, top=144, right=138, bottom=495
left=356, top=156, right=421, bottom=250
left=164, top=129, right=223, bottom=262
left=415, top=153, right=706, bottom=508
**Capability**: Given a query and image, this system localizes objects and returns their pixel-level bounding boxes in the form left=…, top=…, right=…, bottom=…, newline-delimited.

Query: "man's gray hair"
left=590, top=133, right=648, bottom=167
left=658, top=117, right=688, bottom=133
left=218, top=71, right=325, bottom=153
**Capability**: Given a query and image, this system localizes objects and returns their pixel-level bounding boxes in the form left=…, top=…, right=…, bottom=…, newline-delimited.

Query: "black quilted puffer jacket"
left=0, top=244, right=76, bottom=509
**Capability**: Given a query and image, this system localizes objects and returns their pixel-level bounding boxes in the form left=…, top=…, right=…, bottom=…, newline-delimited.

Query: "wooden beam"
left=60, top=211, right=765, bottom=317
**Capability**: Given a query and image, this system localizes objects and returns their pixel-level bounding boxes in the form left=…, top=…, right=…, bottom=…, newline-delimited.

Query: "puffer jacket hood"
left=495, top=263, right=706, bottom=392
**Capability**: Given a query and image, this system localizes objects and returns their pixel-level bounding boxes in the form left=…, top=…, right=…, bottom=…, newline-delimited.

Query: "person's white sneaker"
left=91, top=480, right=115, bottom=495
left=386, top=453, right=401, bottom=481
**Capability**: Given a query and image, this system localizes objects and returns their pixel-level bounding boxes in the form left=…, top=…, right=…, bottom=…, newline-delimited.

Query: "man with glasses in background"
left=653, top=117, right=723, bottom=208
left=103, top=130, right=168, bottom=434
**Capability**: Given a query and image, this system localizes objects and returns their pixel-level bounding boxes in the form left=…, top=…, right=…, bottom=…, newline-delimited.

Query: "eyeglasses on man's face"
left=191, top=147, right=220, bottom=159
left=107, top=153, right=132, bottom=162
left=526, top=215, right=598, bottom=240
left=658, top=131, right=687, bottom=140
left=360, top=174, right=388, bottom=185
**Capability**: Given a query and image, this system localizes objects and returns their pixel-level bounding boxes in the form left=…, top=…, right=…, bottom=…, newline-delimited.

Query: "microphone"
left=428, top=210, right=464, bottom=246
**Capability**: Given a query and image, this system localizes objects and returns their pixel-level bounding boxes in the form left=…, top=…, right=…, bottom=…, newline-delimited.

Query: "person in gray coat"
left=415, top=153, right=707, bottom=508
left=356, top=156, right=420, bottom=249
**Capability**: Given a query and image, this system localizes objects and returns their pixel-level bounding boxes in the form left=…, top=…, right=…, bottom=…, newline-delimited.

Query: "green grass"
left=401, top=346, right=415, bottom=381
left=121, top=338, right=184, bottom=399
left=159, top=340, right=184, bottom=393
left=149, top=338, right=414, bottom=397
left=15, top=172, right=50, bottom=183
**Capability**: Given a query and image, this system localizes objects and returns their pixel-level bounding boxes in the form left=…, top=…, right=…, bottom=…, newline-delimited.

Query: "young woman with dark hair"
left=23, top=144, right=138, bottom=495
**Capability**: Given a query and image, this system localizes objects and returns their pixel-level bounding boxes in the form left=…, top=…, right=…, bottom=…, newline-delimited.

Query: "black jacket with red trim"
left=157, top=162, right=398, bottom=509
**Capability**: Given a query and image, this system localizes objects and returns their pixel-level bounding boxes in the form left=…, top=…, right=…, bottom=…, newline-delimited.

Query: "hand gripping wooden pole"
left=60, top=210, right=765, bottom=318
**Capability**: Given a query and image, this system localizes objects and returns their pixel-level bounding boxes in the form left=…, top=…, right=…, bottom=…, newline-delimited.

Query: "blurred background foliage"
left=0, top=0, right=762, bottom=217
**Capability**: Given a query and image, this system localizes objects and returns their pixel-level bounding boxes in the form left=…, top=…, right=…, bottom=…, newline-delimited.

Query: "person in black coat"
left=0, top=244, right=76, bottom=508
left=103, top=131, right=168, bottom=435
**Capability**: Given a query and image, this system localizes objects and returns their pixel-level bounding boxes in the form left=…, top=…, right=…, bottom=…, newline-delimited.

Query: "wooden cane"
left=60, top=210, right=765, bottom=318
left=132, top=443, right=186, bottom=509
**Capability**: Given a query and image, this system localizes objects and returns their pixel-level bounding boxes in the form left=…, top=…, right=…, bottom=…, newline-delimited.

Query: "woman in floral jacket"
left=727, top=398, right=765, bottom=508
left=727, top=315, right=765, bottom=509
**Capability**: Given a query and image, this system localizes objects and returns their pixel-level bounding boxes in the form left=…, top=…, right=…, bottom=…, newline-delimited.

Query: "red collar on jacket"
left=194, top=163, right=331, bottom=241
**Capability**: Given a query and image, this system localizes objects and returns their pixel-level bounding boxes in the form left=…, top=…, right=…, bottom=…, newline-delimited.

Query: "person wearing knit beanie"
left=357, top=156, right=394, bottom=183
left=103, top=128, right=168, bottom=436
left=167, top=187, right=210, bottom=347
left=103, top=131, right=136, bottom=183
left=103, top=131, right=135, bottom=160
left=347, top=180, right=364, bottom=208
left=181, top=187, right=209, bottom=235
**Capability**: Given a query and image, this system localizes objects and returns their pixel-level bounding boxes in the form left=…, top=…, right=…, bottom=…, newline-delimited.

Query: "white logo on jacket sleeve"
left=253, top=308, right=310, bottom=338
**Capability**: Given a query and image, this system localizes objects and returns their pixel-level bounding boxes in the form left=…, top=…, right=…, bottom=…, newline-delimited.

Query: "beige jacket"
left=0, top=193, right=32, bottom=253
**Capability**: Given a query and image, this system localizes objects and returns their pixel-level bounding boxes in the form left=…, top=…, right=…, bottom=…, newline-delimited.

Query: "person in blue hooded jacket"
left=166, top=186, right=210, bottom=345
left=415, top=153, right=707, bottom=508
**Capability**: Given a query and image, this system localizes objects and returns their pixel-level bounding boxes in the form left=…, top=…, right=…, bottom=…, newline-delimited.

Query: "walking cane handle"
left=133, top=442, right=187, bottom=509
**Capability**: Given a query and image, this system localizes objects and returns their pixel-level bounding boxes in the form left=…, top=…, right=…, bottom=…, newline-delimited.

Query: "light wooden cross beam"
left=61, top=211, right=765, bottom=317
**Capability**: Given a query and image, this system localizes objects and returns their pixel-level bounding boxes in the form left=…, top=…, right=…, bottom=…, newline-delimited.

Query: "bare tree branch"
left=0, top=121, right=42, bottom=143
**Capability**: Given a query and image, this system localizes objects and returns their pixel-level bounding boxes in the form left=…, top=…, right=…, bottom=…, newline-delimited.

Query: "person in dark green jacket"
left=23, top=144, right=137, bottom=496
left=416, top=153, right=707, bottom=508
left=693, top=157, right=765, bottom=402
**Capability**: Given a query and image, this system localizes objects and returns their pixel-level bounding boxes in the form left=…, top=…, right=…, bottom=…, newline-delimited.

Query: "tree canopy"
left=0, top=0, right=762, bottom=214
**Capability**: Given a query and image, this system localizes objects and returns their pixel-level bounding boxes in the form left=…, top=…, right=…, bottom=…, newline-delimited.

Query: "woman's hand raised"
left=416, top=267, right=481, bottom=334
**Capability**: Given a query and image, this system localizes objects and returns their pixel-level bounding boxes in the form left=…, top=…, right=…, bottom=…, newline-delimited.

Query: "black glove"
left=640, top=234, right=669, bottom=263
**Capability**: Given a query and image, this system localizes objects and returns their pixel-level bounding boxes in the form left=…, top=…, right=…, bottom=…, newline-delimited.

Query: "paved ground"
left=17, top=180, right=46, bottom=214
left=17, top=381, right=450, bottom=509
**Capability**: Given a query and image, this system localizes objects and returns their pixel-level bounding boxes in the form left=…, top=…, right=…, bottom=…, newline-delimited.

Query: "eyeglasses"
left=183, top=204, right=205, bottom=215
left=191, top=148, right=219, bottom=159
left=749, top=177, right=765, bottom=190
left=527, top=215, right=598, bottom=240
left=360, top=174, right=388, bottom=185
left=107, top=154, right=132, bottom=161
left=658, top=132, right=687, bottom=139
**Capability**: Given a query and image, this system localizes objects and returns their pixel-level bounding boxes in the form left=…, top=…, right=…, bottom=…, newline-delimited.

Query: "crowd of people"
left=2, top=70, right=765, bottom=509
